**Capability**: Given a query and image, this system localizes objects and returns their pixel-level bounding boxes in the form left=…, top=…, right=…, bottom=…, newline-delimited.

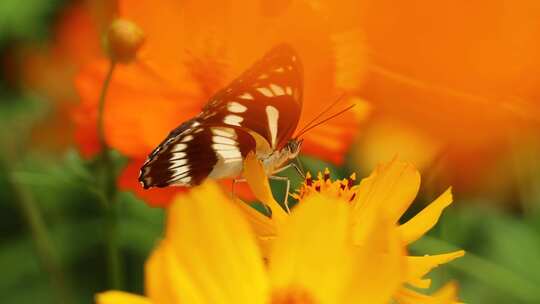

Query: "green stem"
left=98, top=61, right=116, bottom=152
left=1, top=156, right=73, bottom=304
left=105, top=197, right=122, bottom=290
left=97, top=60, right=123, bottom=289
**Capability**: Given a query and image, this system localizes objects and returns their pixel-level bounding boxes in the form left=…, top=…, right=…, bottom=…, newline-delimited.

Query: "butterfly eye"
left=295, top=140, right=304, bottom=153
left=286, top=139, right=301, bottom=154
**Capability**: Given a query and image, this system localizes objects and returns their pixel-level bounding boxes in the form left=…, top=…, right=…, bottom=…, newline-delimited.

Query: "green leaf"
left=410, top=204, right=540, bottom=303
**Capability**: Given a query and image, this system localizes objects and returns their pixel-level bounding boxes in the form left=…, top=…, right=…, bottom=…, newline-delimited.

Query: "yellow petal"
left=398, top=188, right=453, bottom=244
left=235, top=198, right=278, bottom=259
left=405, top=250, right=465, bottom=289
left=165, top=181, right=269, bottom=304
left=243, top=152, right=287, bottom=222
left=408, top=277, right=432, bottom=289
left=394, top=288, right=435, bottom=304
left=96, top=291, right=152, bottom=304
left=432, top=281, right=462, bottom=303
left=235, top=198, right=277, bottom=237
left=269, top=193, right=353, bottom=304
left=351, top=216, right=407, bottom=303
left=145, top=241, right=205, bottom=304
left=395, top=282, right=462, bottom=304
left=145, top=241, right=174, bottom=304
left=354, top=159, right=420, bottom=225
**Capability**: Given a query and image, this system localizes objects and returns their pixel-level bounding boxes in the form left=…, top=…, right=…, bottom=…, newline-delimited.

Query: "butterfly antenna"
left=296, top=93, right=346, bottom=136
left=295, top=104, right=356, bottom=138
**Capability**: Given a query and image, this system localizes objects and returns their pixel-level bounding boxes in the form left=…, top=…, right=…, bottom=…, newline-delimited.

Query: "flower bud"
left=105, top=19, right=145, bottom=63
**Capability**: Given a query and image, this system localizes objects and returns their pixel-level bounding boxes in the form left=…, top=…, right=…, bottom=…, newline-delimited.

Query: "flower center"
left=293, top=168, right=358, bottom=203
left=271, top=287, right=317, bottom=304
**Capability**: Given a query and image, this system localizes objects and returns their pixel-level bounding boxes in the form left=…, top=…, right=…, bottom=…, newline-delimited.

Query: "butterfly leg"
left=272, top=164, right=290, bottom=175
left=269, top=175, right=291, bottom=213
left=291, top=160, right=305, bottom=179
left=272, top=162, right=305, bottom=179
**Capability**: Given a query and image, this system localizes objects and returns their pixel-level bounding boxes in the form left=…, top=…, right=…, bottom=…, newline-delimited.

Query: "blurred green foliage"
left=1, top=1, right=540, bottom=303
left=0, top=91, right=164, bottom=303
left=0, top=149, right=165, bottom=303
left=0, top=0, right=64, bottom=44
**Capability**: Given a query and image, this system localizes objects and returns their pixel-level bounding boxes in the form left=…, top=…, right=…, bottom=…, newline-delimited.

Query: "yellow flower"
left=96, top=181, right=406, bottom=304
left=243, top=154, right=465, bottom=303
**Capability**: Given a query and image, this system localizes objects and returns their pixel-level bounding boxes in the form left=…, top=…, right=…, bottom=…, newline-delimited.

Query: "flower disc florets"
left=293, top=168, right=358, bottom=203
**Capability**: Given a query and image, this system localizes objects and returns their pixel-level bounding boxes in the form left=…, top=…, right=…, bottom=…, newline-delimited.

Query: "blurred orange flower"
left=357, top=0, right=540, bottom=188
left=23, top=3, right=103, bottom=92
left=73, top=0, right=365, bottom=206
left=20, top=2, right=113, bottom=151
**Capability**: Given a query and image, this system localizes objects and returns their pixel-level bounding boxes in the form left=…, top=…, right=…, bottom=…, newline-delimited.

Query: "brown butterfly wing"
left=139, top=120, right=256, bottom=188
left=200, top=44, right=303, bottom=150
left=139, top=44, right=303, bottom=188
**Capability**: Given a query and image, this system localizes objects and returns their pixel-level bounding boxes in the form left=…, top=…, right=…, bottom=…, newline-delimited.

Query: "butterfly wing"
left=140, top=119, right=256, bottom=188
left=200, top=44, right=303, bottom=152
left=139, top=44, right=303, bottom=188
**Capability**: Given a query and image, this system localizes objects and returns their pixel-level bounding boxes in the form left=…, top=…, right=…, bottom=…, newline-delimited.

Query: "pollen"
left=348, top=172, right=356, bottom=188
left=292, top=169, right=359, bottom=203
left=323, top=168, right=330, bottom=181
left=305, top=172, right=313, bottom=186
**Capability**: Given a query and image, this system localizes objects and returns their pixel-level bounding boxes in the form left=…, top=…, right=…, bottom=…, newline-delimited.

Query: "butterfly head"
left=284, top=138, right=303, bottom=159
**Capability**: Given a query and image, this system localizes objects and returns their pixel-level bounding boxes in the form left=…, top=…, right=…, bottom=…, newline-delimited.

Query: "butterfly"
left=139, top=44, right=306, bottom=192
